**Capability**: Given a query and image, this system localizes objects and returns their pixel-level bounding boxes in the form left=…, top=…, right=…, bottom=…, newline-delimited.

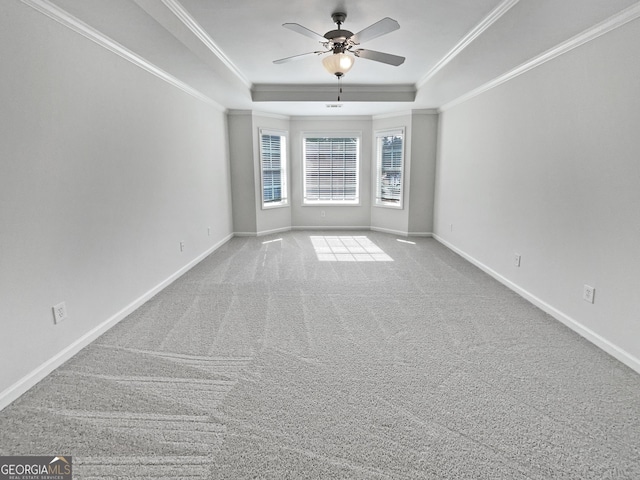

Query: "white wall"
left=434, top=17, right=640, bottom=370
left=0, top=1, right=233, bottom=404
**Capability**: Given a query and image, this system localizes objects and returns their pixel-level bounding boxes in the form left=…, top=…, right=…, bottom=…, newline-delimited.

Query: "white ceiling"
left=46, top=0, right=640, bottom=116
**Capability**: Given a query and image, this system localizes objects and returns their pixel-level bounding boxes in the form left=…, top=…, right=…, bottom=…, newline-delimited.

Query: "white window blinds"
left=303, top=134, right=360, bottom=204
left=375, top=128, right=405, bottom=208
left=260, top=129, right=288, bottom=208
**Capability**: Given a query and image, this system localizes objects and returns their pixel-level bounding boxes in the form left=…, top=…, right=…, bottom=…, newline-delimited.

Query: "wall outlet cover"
left=53, top=302, right=68, bottom=324
left=583, top=285, right=595, bottom=304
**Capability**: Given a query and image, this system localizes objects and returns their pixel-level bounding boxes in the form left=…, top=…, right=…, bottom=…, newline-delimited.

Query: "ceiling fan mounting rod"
left=331, top=12, right=347, bottom=27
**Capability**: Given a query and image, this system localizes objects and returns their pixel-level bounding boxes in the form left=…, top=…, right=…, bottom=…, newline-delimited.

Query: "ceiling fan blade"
left=273, top=51, right=327, bottom=64
left=282, top=23, right=327, bottom=43
left=350, top=17, right=400, bottom=44
left=354, top=49, right=405, bottom=66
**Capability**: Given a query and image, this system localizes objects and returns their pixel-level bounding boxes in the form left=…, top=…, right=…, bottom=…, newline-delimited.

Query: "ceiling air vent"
left=326, top=104, right=343, bottom=108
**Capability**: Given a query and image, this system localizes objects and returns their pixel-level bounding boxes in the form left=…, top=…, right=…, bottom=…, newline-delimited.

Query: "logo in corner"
left=1, top=455, right=72, bottom=479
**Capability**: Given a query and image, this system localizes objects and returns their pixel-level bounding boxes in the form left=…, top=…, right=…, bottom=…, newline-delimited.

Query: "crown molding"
left=227, top=109, right=290, bottom=120
left=417, top=0, right=520, bottom=89
left=20, top=0, right=225, bottom=111
left=252, top=84, right=416, bottom=103
left=227, top=109, right=253, bottom=116
left=372, top=111, right=411, bottom=120
left=412, top=108, right=439, bottom=116
left=372, top=108, right=438, bottom=121
left=160, top=0, right=252, bottom=89
left=440, top=2, right=640, bottom=112
left=252, top=111, right=291, bottom=121
left=292, top=116, right=372, bottom=122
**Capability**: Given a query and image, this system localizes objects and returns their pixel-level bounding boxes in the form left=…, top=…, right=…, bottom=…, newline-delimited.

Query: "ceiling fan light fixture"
left=322, top=53, right=354, bottom=77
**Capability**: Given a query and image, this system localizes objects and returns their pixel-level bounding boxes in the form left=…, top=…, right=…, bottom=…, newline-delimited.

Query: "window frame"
left=374, top=127, right=406, bottom=209
left=302, top=132, right=361, bottom=206
left=259, top=128, right=289, bottom=209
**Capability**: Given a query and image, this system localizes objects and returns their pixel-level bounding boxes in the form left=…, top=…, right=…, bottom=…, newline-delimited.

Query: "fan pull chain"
left=337, top=76, right=342, bottom=101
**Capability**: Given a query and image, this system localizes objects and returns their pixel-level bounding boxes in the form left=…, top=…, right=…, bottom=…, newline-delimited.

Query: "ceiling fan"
left=273, top=12, right=405, bottom=78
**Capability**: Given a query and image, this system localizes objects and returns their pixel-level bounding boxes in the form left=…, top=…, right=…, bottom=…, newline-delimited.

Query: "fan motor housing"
left=324, top=29, right=354, bottom=43
left=325, top=12, right=352, bottom=43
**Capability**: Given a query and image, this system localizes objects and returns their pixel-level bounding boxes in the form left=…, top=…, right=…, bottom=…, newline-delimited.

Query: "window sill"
left=374, top=202, right=403, bottom=210
left=262, top=202, right=290, bottom=210
left=303, top=201, right=361, bottom=207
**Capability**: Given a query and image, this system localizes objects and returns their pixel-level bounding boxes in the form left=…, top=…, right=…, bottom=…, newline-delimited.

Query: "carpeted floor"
left=1, top=231, right=639, bottom=479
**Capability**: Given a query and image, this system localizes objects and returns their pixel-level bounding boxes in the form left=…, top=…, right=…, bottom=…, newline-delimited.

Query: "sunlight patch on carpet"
left=310, top=236, right=393, bottom=262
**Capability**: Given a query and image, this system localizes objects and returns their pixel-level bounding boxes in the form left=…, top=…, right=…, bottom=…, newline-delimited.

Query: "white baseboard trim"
left=0, top=233, right=234, bottom=412
left=291, top=225, right=370, bottom=231
left=256, top=227, right=292, bottom=237
left=433, top=235, right=640, bottom=375
left=370, top=226, right=409, bottom=236
left=238, top=227, right=433, bottom=237
left=234, top=227, right=293, bottom=237
left=370, top=227, right=433, bottom=238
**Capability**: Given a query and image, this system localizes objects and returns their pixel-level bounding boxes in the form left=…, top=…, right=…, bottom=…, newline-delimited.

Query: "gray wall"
left=371, top=113, right=412, bottom=235
left=371, top=111, right=438, bottom=236
left=228, top=112, right=258, bottom=234
left=290, top=116, right=373, bottom=230
left=228, top=111, right=292, bottom=236
left=408, top=112, right=438, bottom=235
left=0, top=1, right=233, bottom=400
left=254, top=114, right=292, bottom=235
left=228, top=112, right=438, bottom=235
left=434, top=17, right=640, bottom=369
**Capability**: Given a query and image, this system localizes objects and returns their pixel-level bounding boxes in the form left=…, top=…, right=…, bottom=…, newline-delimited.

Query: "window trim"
left=301, top=131, right=361, bottom=206
left=259, top=128, right=289, bottom=210
left=374, top=127, right=405, bottom=210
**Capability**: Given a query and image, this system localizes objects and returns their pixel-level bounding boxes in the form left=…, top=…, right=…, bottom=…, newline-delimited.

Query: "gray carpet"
left=1, top=231, right=639, bottom=479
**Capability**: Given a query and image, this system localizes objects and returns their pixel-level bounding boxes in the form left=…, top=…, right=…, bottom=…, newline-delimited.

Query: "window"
left=303, top=133, right=360, bottom=205
left=259, top=129, right=288, bottom=208
left=374, top=128, right=405, bottom=208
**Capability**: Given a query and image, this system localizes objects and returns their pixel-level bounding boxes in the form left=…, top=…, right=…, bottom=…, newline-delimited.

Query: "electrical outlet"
left=321, top=210, right=326, bottom=218
left=207, top=227, right=211, bottom=236
left=180, top=241, right=185, bottom=252
left=583, top=285, right=595, bottom=304
left=514, top=254, right=521, bottom=267
left=450, top=223, right=453, bottom=232
left=52, top=302, right=68, bottom=324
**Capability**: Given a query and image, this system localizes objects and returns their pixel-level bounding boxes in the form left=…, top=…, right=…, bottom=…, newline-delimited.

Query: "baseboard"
left=291, top=225, right=370, bottom=231
left=370, top=227, right=433, bottom=238
left=433, top=235, right=640, bottom=375
left=0, top=233, right=234, bottom=412
left=234, top=227, right=293, bottom=237
left=239, top=227, right=433, bottom=238
left=256, top=227, right=292, bottom=237
left=370, top=226, right=409, bottom=236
